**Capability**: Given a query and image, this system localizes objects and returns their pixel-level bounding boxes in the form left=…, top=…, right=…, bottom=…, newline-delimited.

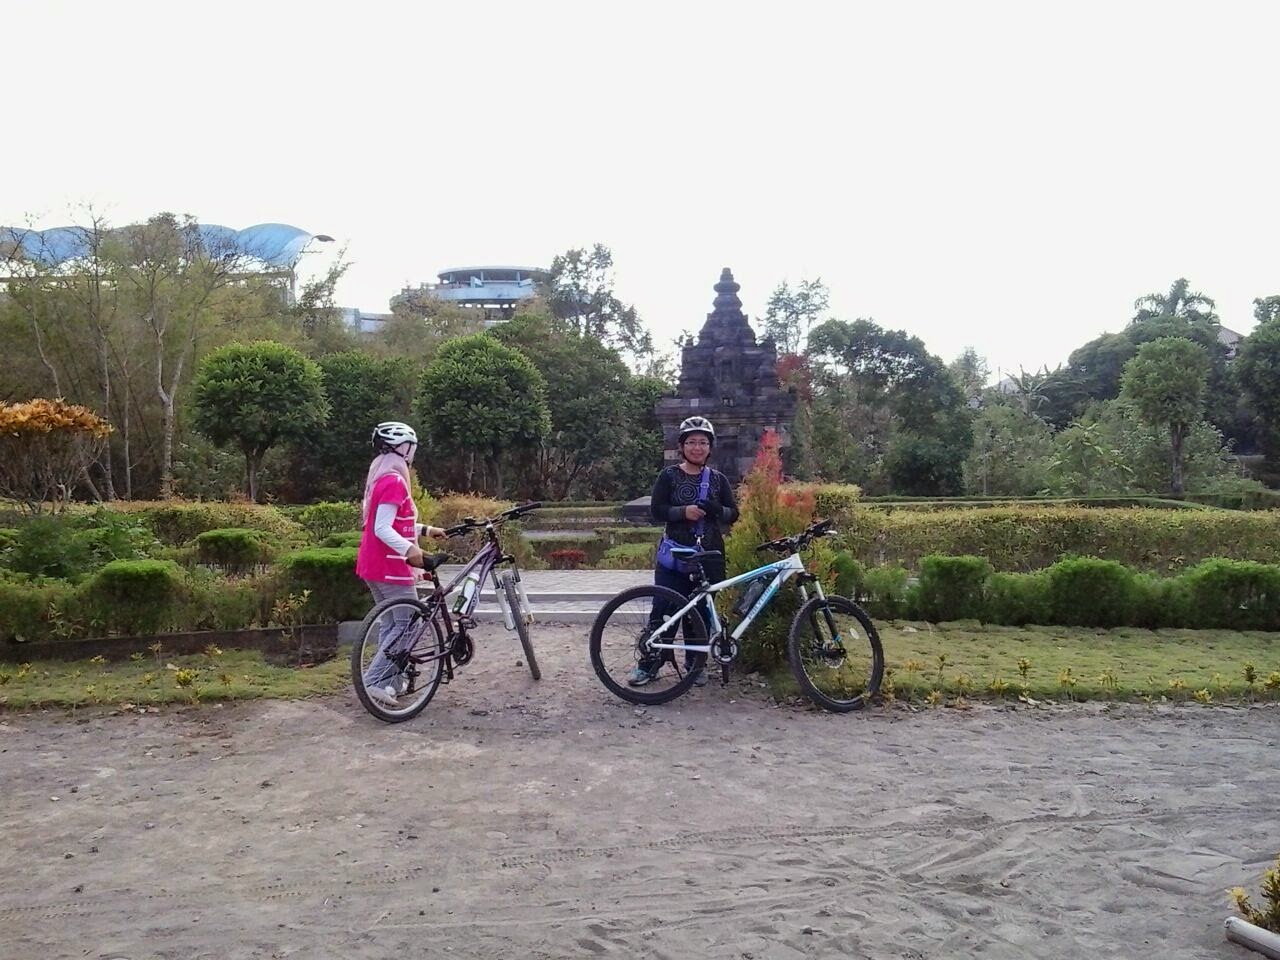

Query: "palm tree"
left=1133, top=278, right=1218, bottom=325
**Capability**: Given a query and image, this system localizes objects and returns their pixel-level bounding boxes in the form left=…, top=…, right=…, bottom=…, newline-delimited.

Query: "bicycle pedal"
left=456, top=616, right=477, bottom=629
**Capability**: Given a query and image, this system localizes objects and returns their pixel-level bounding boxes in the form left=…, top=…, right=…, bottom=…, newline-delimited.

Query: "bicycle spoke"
left=592, top=588, right=707, bottom=703
left=790, top=599, right=882, bottom=710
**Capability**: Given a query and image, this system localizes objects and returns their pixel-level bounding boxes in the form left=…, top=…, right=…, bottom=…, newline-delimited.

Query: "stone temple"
left=656, top=268, right=795, bottom=486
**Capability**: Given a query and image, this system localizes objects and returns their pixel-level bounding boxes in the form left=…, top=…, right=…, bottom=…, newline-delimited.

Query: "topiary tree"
left=414, top=335, right=549, bottom=496
left=190, top=341, right=329, bottom=502
left=0, top=398, right=113, bottom=513
left=290, top=351, right=416, bottom=500
left=1120, top=337, right=1211, bottom=496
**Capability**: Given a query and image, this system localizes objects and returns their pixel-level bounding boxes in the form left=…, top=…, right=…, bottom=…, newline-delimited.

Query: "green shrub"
left=835, top=505, right=1280, bottom=574
left=185, top=569, right=274, bottom=631
left=278, top=547, right=368, bottom=622
left=3, top=511, right=159, bottom=581
left=194, top=528, right=276, bottom=570
left=1177, top=559, right=1280, bottom=631
left=1041, top=557, right=1141, bottom=627
left=830, top=550, right=865, bottom=599
left=599, top=542, right=654, bottom=570
left=80, top=559, right=185, bottom=636
left=0, top=527, right=18, bottom=556
left=914, top=554, right=992, bottom=621
left=119, top=501, right=304, bottom=546
left=984, top=571, right=1048, bottom=625
left=296, top=501, right=361, bottom=542
left=321, top=530, right=363, bottom=548
left=598, top=526, right=663, bottom=547
left=859, top=564, right=911, bottom=620
left=0, top=577, right=76, bottom=642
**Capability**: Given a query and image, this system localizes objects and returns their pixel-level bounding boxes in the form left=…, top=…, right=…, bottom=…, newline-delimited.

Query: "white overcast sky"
left=6, top=0, right=1278, bottom=378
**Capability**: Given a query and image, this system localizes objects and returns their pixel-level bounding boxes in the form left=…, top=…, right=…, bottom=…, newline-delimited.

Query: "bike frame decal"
left=644, top=554, right=806, bottom=653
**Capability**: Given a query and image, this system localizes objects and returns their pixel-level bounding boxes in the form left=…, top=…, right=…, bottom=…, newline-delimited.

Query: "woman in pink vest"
left=356, top=421, right=445, bottom=707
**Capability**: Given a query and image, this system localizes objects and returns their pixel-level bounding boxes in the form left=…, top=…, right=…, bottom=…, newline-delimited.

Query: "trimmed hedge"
left=295, top=501, right=361, bottom=541
left=915, top=555, right=992, bottom=622
left=277, top=547, right=369, bottom=622
left=837, top=506, right=1280, bottom=574
left=0, top=577, right=75, bottom=643
left=193, top=528, right=276, bottom=570
left=863, top=554, right=1280, bottom=631
left=81, top=559, right=185, bottom=636
left=598, top=543, right=654, bottom=570
left=102, top=501, right=305, bottom=546
left=860, top=497, right=1209, bottom=513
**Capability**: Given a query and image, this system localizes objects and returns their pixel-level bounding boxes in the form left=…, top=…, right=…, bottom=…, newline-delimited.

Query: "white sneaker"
left=366, top=683, right=400, bottom=707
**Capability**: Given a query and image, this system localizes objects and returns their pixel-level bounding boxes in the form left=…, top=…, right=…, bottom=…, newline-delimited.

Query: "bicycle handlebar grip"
left=521, top=501, right=543, bottom=512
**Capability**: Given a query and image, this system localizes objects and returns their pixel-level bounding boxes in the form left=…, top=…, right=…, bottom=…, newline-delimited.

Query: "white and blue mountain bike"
left=588, top=519, right=884, bottom=712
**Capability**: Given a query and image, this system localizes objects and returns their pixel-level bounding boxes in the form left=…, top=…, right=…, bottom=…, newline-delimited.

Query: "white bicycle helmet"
left=678, top=416, right=715, bottom=444
left=371, top=421, right=418, bottom=452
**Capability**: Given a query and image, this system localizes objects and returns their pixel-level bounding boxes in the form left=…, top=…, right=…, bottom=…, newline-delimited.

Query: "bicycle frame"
left=423, top=521, right=523, bottom=624
left=644, top=552, right=824, bottom=654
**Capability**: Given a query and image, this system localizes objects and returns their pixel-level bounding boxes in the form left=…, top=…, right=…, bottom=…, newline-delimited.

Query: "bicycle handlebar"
left=754, top=518, right=838, bottom=554
left=442, top=501, right=542, bottom=538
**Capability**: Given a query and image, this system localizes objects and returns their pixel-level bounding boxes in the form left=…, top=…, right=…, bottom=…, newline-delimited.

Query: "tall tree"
left=1120, top=337, right=1211, bottom=495
left=116, top=214, right=268, bottom=498
left=542, top=244, right=651, bottom=357
left=414, top=335, right=549, bottom=497
left=948, top=347, right=990, bottom=407
left=286, top=351, right=417, bottom=500
left=1235, top=318, right=1280, bottom=468
left=1132, top=278, right=1218, bottom=325
left=762, top=277, right=829, bottom=355
left=190, top=341, right=329, bottom=501
left=1253, top=295, right=1280, bottom=325
left=805, top=318, right=972, bottom=493
left=964, top=405, right=1054, bottom=495
left=490, top=314, right=632, bottom=498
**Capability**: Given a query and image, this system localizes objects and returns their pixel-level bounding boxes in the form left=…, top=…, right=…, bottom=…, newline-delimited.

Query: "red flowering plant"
left=723, top=430, right=843, bottom=670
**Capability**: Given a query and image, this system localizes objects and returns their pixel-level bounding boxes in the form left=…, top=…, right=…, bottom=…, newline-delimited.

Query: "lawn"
left=0, top=647, right=349, bottom=711
left=772, top=621, right=1280, bottom=704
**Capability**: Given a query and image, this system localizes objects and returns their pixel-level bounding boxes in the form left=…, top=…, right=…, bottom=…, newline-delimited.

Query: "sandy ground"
left=1, top=623, right=1277, bottom=960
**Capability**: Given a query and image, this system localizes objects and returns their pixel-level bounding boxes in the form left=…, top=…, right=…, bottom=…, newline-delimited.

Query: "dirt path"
left=1, top=623, right=1276, bottom=959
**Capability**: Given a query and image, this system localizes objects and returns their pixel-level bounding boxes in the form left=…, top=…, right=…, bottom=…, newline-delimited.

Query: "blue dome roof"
left=0, top=222, right=326, bottom=269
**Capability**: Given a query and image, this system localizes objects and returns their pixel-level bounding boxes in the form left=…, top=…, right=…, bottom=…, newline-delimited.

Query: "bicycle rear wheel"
left=498, top=570, right=540, bottom=680
left=351, top=597, right=446, bottom=723
left=787, top=596, right=883, bottom=713
left=589, top=585, right=707, bottom=705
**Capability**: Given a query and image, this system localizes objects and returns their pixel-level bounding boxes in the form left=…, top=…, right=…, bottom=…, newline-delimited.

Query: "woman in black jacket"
left=629, top=416, right=739, bottom=686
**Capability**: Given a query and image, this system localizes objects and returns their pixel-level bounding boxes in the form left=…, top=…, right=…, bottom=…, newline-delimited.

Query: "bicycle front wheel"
left=787, top=596, right=883, bottom=713
left=351, top=597, right=446, bottom=723
left=589, top=585, right=708, bottom=705
left=498, top=571, right=540, bottom=680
